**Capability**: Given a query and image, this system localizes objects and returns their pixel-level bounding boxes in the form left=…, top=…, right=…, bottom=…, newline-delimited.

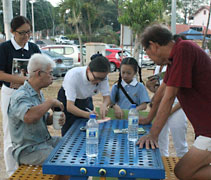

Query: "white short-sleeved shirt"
left=62, top=66, right=110, bottom=102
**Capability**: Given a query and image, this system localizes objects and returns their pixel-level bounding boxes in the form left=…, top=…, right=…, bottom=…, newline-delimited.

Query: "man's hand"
left=139, top=117, right=151, bottom=125
left=146, top=77, right=159, bottom=93
left=100, top=103, right=108, bottom=119
left=52, top=99, right=64, bottom=111
left=136, top=133, right=159, bottom=149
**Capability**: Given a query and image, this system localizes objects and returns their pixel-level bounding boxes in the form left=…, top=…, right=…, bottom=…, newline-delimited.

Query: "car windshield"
left=118, top=50, right=131, bottom=57
left=61, top=36, right=68, bottom=40
left=41, top=50, right=64, bottom=58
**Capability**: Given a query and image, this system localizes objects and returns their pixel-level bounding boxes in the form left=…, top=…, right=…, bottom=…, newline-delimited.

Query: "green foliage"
left=118, top=0, right=164, bottom=34
left=66, top=31, right=119, bottom=45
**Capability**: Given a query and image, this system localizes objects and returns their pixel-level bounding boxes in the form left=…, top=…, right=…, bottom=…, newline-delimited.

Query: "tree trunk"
left=73, top=9, right=84, bottom=66
left=87, top=11, right=92, bottom=37
left=202, top=1, right=211, bottom=49
left=134, top=33, right=141, bottom=63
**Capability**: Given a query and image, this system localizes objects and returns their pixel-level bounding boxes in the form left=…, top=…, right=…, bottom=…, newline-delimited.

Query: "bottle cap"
left=90, top=114, right=96, bottom=119
left=130, top=104, right=136, bottom=108
left=54, top=107, right=61, bottom=111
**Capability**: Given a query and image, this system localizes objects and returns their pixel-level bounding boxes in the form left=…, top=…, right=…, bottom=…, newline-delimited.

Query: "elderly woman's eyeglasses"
left=15, top=30, right=31, bottom=36
left=33, top=70, right=53, bottom=76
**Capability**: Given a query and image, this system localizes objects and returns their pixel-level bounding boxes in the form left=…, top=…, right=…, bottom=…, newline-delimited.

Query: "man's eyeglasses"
left=143, top=44, right=150, bottom=52
left=33, top=70, right=54, bottom=76
left=91, top=71, right=106, bottom=81
left=15, top=30, right=31, bottom=36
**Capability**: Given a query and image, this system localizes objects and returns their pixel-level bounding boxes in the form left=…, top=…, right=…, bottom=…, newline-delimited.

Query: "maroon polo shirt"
left=164, top=38, right=211, bottom=137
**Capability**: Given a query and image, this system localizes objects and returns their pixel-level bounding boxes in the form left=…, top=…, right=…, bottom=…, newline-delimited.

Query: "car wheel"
left=110, top=62, right=116, bottom=72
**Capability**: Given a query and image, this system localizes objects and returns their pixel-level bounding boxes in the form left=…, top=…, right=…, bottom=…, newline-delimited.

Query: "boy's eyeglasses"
left=91, top=71, right=106, bottom=81
left=15, top=30, right=31, bottom=36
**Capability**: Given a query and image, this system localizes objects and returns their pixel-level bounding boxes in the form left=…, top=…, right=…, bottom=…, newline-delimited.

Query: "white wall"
left=192, top=8, right=211, bottom=29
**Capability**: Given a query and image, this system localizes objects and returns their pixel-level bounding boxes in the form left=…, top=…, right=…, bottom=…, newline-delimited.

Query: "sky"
left=46, top=0, right=61, bottom=7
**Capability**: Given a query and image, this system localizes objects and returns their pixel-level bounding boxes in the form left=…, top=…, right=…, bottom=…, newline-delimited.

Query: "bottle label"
left=86, top=130, right=98, bottom=138
left=128, top=117, right=138, bottom=125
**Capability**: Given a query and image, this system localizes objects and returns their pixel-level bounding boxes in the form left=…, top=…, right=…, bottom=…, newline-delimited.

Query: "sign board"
left=120, top=25, right=132, bottom=46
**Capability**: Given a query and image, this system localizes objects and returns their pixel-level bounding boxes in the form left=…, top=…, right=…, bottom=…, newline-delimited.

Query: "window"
left=105, top=51, right=112, bottom=56
left=65, top=47, right=74, bottom=55
left=204, top=10, right=206, bottom=15
left=50, top=48, right=64, bottom=55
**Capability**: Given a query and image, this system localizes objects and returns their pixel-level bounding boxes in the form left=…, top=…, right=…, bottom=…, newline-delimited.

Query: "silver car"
left=41, top=44, right=86, bottom=67
left=41, top=50, right=74, bottom=77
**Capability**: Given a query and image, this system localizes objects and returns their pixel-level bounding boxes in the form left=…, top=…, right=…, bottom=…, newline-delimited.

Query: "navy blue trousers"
left=57, top=87, right=94, bottom=136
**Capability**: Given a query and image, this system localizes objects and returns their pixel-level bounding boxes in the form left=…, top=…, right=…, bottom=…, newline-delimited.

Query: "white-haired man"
left=8, top=53, right=65, bottom=166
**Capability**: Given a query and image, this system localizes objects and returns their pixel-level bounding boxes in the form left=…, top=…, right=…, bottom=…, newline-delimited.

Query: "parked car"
left=41, top=50, right=74, bottom=77
left=105, top=48, right=131, bottom=72
left=105, top=44, right=118, bottom=49
left=55, top=35, right=72, bottom=44
left=138, top=51, right=155, bottom=67
left=41, top=45, right=85, bottom=67
left=35, top=40, right=46, bottom=48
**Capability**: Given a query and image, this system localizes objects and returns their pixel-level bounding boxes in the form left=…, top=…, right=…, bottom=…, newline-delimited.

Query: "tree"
left=118, top=0, right=164, bottom=61
left=59, top=0, right=84, bottom=65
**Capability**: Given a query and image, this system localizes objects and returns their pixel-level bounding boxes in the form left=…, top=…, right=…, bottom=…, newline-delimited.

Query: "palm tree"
left=60, top=0, right=84, bottom=65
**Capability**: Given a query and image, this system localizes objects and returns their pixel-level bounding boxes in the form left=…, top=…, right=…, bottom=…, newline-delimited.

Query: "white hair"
left=27, top=53, right=55, bottom=77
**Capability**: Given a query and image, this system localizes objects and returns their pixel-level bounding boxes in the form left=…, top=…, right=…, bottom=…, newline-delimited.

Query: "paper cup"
left=53, top=111, right=63, bottom=130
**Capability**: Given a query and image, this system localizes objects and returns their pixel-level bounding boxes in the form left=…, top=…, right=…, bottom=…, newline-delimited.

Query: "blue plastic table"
left=43, top=119, right=165, bottom=180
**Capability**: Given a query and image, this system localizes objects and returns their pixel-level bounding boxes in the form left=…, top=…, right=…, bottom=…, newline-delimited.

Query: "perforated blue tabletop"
left=43, top=119, right=165, bottom=180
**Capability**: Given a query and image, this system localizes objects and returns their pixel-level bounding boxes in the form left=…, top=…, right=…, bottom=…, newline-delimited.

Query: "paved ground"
left=0, top=70, right=195, bottom=179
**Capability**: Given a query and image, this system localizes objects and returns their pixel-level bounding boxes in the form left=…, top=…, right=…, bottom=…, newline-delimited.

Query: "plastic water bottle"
left=86, top=114, right=99, bottom=158
left=128, top=104, right=139, bottom=141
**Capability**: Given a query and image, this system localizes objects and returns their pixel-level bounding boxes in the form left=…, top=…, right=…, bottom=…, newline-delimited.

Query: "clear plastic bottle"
left=86, top=114, right=99, bottom=158
left=128, top=104, right=139, bottom=141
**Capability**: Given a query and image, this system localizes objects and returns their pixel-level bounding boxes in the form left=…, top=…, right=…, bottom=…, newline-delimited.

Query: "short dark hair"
left=89, top=54, right=110, bottom=72
left=10, top=16, right=32, bottom=32
left=141, top=24, right=173, bottom=49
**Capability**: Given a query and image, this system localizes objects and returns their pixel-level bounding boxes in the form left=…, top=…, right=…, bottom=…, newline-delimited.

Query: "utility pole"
left=171, top=0, right=176, bottom=35
left=2, top=0, right=13, bottom=40
left=20, top=0, right=27, bottom=17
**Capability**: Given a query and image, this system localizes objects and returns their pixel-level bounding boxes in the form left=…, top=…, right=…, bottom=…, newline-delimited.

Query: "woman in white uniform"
left=57, top=54, right=111, bottom=136
left=0, top=16, right=40, bottom=176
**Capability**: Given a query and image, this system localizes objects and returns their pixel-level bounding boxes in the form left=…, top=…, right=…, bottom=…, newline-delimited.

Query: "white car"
left=139, top=52, right=154, bottom=67
left=55, top=35, right=72, bottom=44
left=41, top=44, right=85, bottom=67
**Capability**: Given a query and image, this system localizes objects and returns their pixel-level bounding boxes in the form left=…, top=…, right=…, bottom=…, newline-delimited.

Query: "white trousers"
left=1, top=85, right=18, bottom=177
left=158, top=108, right=188, bottom=157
